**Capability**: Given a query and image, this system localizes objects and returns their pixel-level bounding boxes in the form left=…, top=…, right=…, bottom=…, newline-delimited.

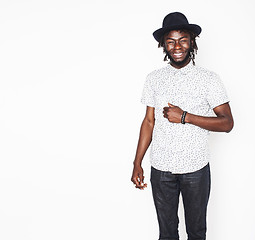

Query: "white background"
left=0, top=0, right=254, bottom=239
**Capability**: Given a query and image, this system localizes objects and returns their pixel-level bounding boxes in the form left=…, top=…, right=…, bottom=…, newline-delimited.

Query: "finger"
left=138, top=174, right=146, bottom=189
left=138, top=173, right=144, bottom=185
left=163, top=107, right=170, bottom=116
left=168, top=103, right=175, bottom=107
left=131, top=176, right=139, bottom=186
left=163, top=112, right=169, bottom=118
left=136, top=182, right=148, bottom=190
left=135, top=178, right=142, bottom=188
left=135, top=175, right=143, bottom=187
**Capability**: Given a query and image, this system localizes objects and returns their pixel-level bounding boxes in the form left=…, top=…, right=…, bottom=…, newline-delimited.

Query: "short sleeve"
left=141, top=74, right=155, bottom=107
left=206, top=73, right=229, bottom=109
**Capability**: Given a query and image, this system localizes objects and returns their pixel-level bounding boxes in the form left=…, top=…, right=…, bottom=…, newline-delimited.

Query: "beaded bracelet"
left=181, top=111, right=187, bottom=124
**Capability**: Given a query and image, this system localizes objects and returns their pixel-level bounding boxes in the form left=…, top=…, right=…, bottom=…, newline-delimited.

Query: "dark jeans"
left=150, top=164, right=211, bottom=240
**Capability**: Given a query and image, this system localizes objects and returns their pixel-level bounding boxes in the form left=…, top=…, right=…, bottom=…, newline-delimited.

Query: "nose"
left=174, top=41, right=181, bottom=50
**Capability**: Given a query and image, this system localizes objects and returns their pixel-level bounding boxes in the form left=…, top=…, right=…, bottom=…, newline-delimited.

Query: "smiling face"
left=164, top=30, right=193, bottom=69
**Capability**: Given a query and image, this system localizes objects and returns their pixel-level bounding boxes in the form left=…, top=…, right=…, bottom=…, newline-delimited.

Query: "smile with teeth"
left=173, top=52, right=184, bottom=57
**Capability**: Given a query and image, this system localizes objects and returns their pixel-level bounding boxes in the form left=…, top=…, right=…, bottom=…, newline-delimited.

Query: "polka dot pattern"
left=141, top=61, right=229, bottom=173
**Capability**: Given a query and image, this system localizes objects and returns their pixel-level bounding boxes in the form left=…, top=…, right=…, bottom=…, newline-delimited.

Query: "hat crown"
left=162, top=12, right=189, bottom=28
left=152, top=12, right=201, bottom=42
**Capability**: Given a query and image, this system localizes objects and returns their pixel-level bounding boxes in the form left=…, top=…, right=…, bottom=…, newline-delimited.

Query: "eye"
left=167, top=41, right=175, bottom=45
left=180, top=39, right=188, bottom=44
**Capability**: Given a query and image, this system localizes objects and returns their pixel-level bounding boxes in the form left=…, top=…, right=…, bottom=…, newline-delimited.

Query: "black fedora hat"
left=153, top=12, right=202, bottom=42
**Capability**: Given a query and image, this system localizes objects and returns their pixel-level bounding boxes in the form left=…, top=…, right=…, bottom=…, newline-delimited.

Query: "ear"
left=190, top=39, right=194, bottom=48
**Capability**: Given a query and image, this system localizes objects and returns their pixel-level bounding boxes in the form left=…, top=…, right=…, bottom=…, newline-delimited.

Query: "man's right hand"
left=131, top=106, right=154, bottom=190
left=131, top=165, right=147, bottom=190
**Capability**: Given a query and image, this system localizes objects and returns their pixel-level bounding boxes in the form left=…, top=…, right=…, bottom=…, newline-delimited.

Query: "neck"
left=170, top=58, right=191, bottom=69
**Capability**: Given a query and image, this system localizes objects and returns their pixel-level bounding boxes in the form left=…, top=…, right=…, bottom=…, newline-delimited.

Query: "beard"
left=164, top=48, right=191, bottom=67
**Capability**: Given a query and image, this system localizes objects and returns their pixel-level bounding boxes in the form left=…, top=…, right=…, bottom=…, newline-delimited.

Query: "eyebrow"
left=165, top=36, right=189, bottom=41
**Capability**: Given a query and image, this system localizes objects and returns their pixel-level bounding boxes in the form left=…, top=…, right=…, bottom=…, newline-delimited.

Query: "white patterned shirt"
left=141, top=61, right=229, bottom=173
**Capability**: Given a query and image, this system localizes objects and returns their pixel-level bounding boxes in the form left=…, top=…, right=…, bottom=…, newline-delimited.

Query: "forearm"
left=185, top=112, right=233, bottom=132
left=133, top=118, right=154, bottom=166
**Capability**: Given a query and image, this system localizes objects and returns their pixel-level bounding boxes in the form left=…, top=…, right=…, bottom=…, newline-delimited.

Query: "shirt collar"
left=168, top=60, right=194, bottom=75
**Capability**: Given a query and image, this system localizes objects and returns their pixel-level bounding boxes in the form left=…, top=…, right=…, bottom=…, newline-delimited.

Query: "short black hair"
left=158, top=29, right=199, bottom=65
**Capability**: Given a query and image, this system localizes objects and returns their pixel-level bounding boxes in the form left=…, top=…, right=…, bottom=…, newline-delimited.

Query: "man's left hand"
left=163, top=103, right=183, bottom=123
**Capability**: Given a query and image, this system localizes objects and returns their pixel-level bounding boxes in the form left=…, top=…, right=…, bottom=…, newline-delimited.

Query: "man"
left=131, top=12, right=234, bottom=240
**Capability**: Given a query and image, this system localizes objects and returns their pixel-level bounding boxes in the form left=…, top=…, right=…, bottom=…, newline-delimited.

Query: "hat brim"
left=153, top=24, right=201, bottom=42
